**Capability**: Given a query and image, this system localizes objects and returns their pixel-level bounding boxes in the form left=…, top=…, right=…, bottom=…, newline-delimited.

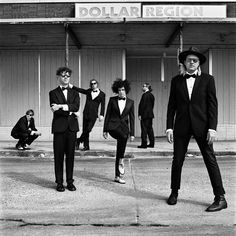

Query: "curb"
left=0, top=150, right=235, bottom=159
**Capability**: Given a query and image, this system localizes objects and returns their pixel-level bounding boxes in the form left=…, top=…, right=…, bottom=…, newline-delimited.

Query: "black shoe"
left=137, top=145, right=147, bottom=149
left=167, top=192, right=178, bottom=205
left=82, top=147, right=90, bottom=151
left=206, top=195, right=227, bottom=212
left=147, top=144, right=154, bottom=148
left=67, top=183, right=76, bottom=191
left=56, top=184, right=65, bottom=192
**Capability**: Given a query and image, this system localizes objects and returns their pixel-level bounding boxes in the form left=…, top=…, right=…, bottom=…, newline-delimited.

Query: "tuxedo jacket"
left=166, top=73, right=217, bottom=137
left=11, top=115, right=37, bottom=137
left=103, top=96, right=135, bottom=137
left=72, top=86, right=105, bottom=119
left=138, top=91, right=155, bottom=119
left=49, top=86, right=80, bottom=133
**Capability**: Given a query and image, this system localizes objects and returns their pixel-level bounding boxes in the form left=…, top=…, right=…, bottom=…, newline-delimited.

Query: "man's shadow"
left=4, top=172, right=54, bottom=189
left=73, top=169, right=209, bottom=206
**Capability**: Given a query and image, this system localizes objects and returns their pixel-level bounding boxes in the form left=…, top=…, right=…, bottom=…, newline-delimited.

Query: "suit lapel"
left=181, top=76, right=189, bottom=100
left=121, top=98, right=130, bottom=117
left=191, top=76, right=201, bottom=101
left=56, top=86, right=67, bottom=104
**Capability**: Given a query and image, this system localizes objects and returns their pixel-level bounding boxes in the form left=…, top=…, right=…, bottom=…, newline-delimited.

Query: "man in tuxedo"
left=71, top=79, right=105, bottom=151
left=138, top=83, right=155, bottom=148
left=11, top=109, right=41, bottom=150
left=166, top=47, right=227, bottom=212
left=49, top=67, right=80, bottom=192
left=103, top=79, right=135, bottom=184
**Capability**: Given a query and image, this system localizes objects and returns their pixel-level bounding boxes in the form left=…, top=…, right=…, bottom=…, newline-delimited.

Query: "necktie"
left=62, top=87, right=68, bottom=91
left=92, top=90, right=98, bottom=93
left=184, top=74, right=197, bottom=79
left=118, top=97, right=126, bottom=100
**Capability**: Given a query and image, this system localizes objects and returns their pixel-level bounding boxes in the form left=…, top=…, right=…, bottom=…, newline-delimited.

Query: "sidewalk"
left=0, top=138, right=235, bottom=158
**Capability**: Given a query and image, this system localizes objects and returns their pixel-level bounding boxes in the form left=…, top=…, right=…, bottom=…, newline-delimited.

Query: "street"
left=0, top=155, right=235, bottom=235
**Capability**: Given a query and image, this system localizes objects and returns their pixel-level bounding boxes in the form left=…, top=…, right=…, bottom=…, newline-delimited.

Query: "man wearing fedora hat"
left=166, top=47, right=227, bottom=212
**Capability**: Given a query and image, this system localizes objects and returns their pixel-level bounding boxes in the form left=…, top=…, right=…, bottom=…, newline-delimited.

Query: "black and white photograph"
left=0, top=0, right=235, bottom=235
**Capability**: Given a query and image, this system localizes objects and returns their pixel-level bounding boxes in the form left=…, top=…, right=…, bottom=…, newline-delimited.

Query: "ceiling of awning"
left=0, top=22, right=235, bottom=56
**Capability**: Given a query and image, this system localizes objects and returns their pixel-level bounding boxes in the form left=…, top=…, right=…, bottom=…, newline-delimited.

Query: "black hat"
left=179, top=47, right=206, bottom=65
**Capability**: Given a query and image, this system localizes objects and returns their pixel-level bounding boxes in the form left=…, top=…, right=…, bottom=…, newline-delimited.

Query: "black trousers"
left=12, top=132, right=38, bottom=146
left=53, top=129, right=76, bottom=184
left=171, top=134, right=225, bottom=196
left=78, top=117, right=97, bottom=148
left=109, top=130, right=128, bottom=177
left=140, top=118, right=154, bottom=146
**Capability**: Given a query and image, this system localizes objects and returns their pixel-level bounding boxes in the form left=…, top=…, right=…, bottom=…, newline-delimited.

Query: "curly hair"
left=111, top=78, right=131, bottom=94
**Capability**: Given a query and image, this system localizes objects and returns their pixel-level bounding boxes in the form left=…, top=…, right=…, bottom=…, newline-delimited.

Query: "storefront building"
left=0, top=0, right=236, bottom=140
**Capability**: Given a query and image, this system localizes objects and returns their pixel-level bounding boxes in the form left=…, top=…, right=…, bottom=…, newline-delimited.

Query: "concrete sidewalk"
left=0, top=137, right=235, bottom=158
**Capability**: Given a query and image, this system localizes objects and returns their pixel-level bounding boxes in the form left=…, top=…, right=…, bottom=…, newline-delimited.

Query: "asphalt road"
left=0, top=155, right=235, bottom=235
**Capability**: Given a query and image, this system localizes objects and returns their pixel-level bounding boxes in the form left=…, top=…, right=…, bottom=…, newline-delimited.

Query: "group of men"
left=11, top=47, right=227, bottom=212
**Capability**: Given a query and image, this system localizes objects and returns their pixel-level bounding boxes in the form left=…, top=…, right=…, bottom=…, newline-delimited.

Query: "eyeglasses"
left=91, top=82, right=97, bottom=85
left=28, top=114, right=34, bottom=117
left=60, top=73, right=71, bottom=77
left=186, top=58, right=199, bottom=63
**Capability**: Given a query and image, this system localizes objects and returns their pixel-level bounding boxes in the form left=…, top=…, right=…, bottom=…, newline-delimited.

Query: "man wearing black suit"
left=166, top=47, right=227, bottom=212
left=11, top=109, right=41, bottom=150
left=138, top=83, right=155, bottom=148
left=103, top=79, right=134, bottom=184
left=71, top=79, right=105, bottom=151
left=49, top=67, right=80, bottom=192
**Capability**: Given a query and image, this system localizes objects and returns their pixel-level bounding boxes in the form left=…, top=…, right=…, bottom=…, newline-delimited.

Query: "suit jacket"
left=166, top=73, right=218, bottom=137
left=11, top=115, right=37, bottom=137
left=138, top=91, right=155, bottom=119
left=103, top=96, right=135, bottom=137
left=72, top=86, right=105, bottom=119
left=49, top=86, right=80, bottom=133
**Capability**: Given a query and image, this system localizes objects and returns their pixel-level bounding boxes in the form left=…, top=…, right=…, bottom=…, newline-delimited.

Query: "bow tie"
left=118, top=97, right=126, bottom=100
left=92, top=90, right=98, bottom=93
left=61, top=87, right=68, bottom=91
left=184, top=74, right=197, bottom=79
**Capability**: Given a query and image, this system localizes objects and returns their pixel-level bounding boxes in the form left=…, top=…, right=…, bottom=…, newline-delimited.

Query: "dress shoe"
left=67, top=183, right=76, bottom=191
left=167, top=192, right=178, bottom=205
left=56, top=184, right=65, bottom=192
left=147, top=144, right=154, bottom=148
left=23, top=144, right=30, bottom=149
left=82, top=147, right=90, bottom=151
left=16, top=144, right=24, bottom=150
left=114, top=176, right=126, bottom=184
left=137, top=145, right=147, bottom=149
left=206, top=195, right=227, bottom=212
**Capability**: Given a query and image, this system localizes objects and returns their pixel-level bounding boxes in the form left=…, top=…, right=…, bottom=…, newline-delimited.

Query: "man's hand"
left=35, top=131, right=42, bottom=136
left=99, top=115, right=104, bottom=122
left=138, top=116, right=141, bottom=121
left=166, top=130, right=173, bottom=144
left=207, top=130, right=216, bottom=145
left=130, top=136, right=135, bottom=142
left=103, top=132, right=108, bottom=139
left=51, top=104, right=62, bottom=112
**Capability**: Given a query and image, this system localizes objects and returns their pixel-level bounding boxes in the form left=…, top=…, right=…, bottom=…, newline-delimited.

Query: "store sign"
left=143, top=5, right=226, bottom=18
left=75, top=3, right=141, bottom=18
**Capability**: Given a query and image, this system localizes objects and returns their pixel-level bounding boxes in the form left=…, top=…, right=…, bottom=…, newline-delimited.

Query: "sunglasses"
left=28, top=114, right=34, bottom=117
left=91, top=82, right=97, bottom=85
left=186, top=58, right=199, bottom=63
left=60, top=73, right=71, bottom=77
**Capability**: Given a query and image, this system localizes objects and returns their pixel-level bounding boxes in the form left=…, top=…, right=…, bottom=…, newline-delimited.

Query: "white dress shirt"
left=186, top=73, right=196, bottom=99
left=118, top=97, right=126, bottom=114
left=91, top=89, right=100, bottom=100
